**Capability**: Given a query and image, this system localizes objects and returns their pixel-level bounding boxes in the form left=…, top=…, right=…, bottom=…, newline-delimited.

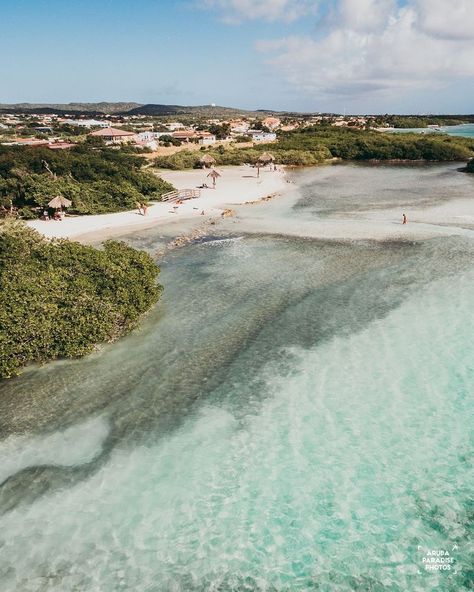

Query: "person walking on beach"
left=402, top=213, right=407, bottom=225
left=136, top=201, right=142, bottom=216
left=142, top=203, right=148, bottom=216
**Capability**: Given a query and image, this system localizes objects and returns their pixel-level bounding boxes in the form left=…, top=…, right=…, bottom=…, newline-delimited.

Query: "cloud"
left=198, top=0, right=317, bottom=23
left=415, top=0, right=474, bottom=40
left=330, top=0, right=396, bottom=33
left=256, top=0, right=474, bottom=101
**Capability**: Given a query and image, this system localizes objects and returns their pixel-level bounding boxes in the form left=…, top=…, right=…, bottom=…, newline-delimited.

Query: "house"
left=61, top=119, right=110, bottom=128
left=135, top=140, right=158, bottom=150
left=135, top=131, right=172, bottom=142
left=172, top=130, right=197, bottom=142
left=262, top=117, right=281, bottom=130
left=247, top=130, right=277, bottom=142
left=166, top=122, right=185, bottom=131
left=135, top=131, right=156, bottom=142
left=89, top=127, right=136, bottom=144
left=197, top=132, right=216, bottom=146
left=230, top=120, right=250, bottom=134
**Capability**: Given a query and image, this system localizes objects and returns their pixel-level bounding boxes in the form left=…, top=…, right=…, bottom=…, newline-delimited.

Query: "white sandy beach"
left=28, top=163, right=474, bottom=244
left=28, top=166, right=287, bottom=241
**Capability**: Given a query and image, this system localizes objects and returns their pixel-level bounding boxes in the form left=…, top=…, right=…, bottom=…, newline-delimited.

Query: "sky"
left=1, top=0, right=473, bottom=114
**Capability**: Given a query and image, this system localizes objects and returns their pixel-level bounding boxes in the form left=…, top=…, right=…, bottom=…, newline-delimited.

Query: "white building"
left=230, top=120, right=250, bottom=133
left=166, top=122, right=185, bottom=131
left=61, top=119, right=110, bottom=128
left=247, top=130, right=277, bottom=142
left=198, top=132, right=216, bottom=146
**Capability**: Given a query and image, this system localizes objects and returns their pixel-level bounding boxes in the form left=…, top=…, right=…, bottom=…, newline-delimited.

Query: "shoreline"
left=27, top=162, right=474, bottom=246
left=28, top=165, right=288, bottom=243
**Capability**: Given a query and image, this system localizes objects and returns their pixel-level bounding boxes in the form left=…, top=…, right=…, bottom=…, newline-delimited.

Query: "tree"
left=208, top=123, right=231, bottom=140
left=0, top=222, right=162, bottom=378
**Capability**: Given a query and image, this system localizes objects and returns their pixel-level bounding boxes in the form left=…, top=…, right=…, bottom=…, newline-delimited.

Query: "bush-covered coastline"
left=154, top=127, right=474, bottom=170
left=0, top=222, right=162, bottom=379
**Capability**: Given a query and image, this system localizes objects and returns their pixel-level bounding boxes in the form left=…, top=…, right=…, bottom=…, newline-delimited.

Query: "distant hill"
left=0, top=102, right=273, bottom=118
left=0, top=102, right=142, bottom=115
left=125, top=104, right=258, bottom=117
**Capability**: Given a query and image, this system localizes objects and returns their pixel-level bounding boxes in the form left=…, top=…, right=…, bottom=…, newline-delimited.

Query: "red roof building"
left=89, top=127, right=136, bottom=143
left=172, top=130, right=197, bottom=141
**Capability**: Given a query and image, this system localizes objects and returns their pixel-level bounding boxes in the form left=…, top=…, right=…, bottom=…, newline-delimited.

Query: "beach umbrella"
left=48, top=195, right=72, bottom=209
left=258, top=152, right=275, bottom=164
left=256, top=152, right=275, bottom=177
left=199, top=154, right=216, bottom=168
left=207, top=169, right=221, bottom=188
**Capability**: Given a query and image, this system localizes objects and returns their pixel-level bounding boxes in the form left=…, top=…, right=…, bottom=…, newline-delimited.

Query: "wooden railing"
left=161, top=189, right=201, bottom=202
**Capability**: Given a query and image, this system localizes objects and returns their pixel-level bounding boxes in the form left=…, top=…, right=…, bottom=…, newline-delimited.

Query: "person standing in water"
left=402, top=213, right=407, bottom=225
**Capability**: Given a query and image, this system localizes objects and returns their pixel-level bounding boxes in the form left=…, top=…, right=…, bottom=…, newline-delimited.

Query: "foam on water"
left=0, top=416, right=109, bottom=484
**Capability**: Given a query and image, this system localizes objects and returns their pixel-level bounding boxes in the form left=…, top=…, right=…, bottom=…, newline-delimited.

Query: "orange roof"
left=90, top=127, right=136, bottom=137
left=172, top=130, right=196, bottom=138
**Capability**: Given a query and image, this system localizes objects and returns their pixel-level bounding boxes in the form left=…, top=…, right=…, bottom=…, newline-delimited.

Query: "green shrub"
left=0, top=144, right=174, bottom=216
left=17, top=206, right=38, bottom=220
left=0, top=222, right=162, bottom=378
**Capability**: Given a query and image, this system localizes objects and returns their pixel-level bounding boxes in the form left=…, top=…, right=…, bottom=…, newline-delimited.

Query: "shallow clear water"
left=390, top=123, right=474, bottom=138
left=0, top=165, right=473, bottom=591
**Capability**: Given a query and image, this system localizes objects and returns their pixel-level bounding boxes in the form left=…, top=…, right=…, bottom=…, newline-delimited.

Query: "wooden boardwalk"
left=161, top=189, right=201, bottom=202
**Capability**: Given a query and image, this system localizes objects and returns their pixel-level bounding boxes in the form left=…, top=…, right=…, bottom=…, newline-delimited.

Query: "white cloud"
left=415, top=0, right=474, bottom=40
left=256, top=0, right=474, bottom=100
left=333, top=0, right=396, bottom=33
left=198, top=0, right=317, bottom=23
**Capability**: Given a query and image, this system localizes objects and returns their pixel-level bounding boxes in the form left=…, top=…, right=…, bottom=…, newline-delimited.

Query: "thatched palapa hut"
left=199, top=154, right=216, bottom=169
left=256, top=152, right=275, bottom=177
left=207, top=169, right=221, bottom=188
left=48, top=195, right=72, bottom=210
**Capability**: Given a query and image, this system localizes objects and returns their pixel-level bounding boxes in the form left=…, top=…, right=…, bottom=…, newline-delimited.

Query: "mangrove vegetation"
left=154, top=127, right=474, bottom=170
left=0, top=144, right=174, bottom=217
left=0, top=222, right=162, bottom=378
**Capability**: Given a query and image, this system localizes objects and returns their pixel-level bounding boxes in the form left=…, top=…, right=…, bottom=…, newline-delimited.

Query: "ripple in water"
left=0, top=165, right=473, bottom=591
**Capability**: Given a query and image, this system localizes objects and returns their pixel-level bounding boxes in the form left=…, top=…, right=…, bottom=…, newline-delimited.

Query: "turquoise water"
left=0, top=165, right=473, bottom=591
left=390, top=124, right=474, bottom=138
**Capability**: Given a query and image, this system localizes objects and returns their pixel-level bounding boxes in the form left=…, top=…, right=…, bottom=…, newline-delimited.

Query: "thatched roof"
left=207, top=169, right=221, bottom=178
left=48, top=195, right=72, bottom=209
left=257, top=152, right=275, bottom=164
left=200, top=154, right=216, bottom=167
